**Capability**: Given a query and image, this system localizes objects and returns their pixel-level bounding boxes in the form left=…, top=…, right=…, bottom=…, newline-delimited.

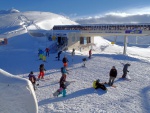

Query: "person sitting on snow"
left=93, top=79, right=107, bottom=91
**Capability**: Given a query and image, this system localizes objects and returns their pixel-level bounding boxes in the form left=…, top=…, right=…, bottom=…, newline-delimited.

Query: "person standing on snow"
left=56, top=51, right=62, bottom=61
left=82, top=58, right=87, bottom=67
left=89, top=49, right=92, bottom=59
left=122, top=63, right=131, bottom=78
left=108, top=66, right=117, bottom=86
left=45, top=47, right=50, bottom=57
left=72, top=48, right=75, bottom=56
left=38, top=64, right=46, bottom=79
left=28, top=71, right=37, bottom=90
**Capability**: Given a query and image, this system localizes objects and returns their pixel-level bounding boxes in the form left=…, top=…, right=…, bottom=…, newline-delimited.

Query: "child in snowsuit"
left=93, top=79, right=107, bottom=91
left=122, top=63, right=131, bottom=78
left=28, top=71, right=37, bottom=90
left=38, top=64, right=46, bottom=79
left=108, top=66, right=117, bottom=86
left=62, top=56, right=69, bottom=68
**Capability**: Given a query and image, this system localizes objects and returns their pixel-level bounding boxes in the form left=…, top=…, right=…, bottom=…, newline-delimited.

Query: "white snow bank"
left=0, top=69, right=38, bottom=113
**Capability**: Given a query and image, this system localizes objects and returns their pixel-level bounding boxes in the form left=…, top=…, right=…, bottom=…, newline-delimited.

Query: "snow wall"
left=0, top=69, right=38, bottom=113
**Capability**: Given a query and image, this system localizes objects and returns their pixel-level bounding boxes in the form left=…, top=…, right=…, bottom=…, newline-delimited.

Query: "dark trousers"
left=96, top=83, right=107, bottom=90
left=108, top=76, right=115, bottom=86
left=122, top=71, right=127, bottom=78
left=46, top=52, right=49, bottom=57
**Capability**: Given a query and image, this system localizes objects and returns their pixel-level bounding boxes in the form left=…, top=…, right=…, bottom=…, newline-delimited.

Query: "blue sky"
left=1, top=0, right=150, bottom=23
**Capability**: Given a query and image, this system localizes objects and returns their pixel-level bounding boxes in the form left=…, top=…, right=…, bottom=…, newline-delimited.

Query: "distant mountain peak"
left=0, top=8, right=20, bottom=14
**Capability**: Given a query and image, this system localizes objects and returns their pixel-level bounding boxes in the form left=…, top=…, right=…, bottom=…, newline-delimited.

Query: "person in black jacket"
left=108, top=66, right=117, bottom=86
left=56, top=51, right=62, bottom=61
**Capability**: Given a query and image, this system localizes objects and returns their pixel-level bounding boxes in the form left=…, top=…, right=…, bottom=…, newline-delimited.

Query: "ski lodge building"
left=49, top=24, right=150, bottom=54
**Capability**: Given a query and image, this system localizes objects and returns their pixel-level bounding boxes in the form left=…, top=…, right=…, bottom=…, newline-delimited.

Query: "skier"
left=89, top=49, right=92, bottom=59
left=93, top=79, right=107, bottom=91
left=122, top=63, right=131, bottom=78
left=56, top=51, right=62, bottom=61
left=62, top=56, right=69, bottom=68
left=108, top=66, right=117, bottom=86
left=45, top=47, right=50, bottom=57
left=38, top=64, right=46, bottom=79
left=28, top=71, right=37, bottom=90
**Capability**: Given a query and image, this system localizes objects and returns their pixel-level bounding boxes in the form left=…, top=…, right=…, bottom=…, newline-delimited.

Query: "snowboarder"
left=122, top=63, right=131, bottom=78
left=56, top=51, right=62, bottom=61
left=108, top=66, right=117, bottom=86
left=93, top=79, right=107, bottom=91
left=38, top=64, right=46, bottom=79
left=28, top=71, right=38, bottom=90
left=89, top=49, right=92, bottom=59
left=59, top=74, right=67, bottom=97
left=62, top=56, right=69, bottom=68
left=82, top=58, right=87, bottom=67
left=45, top=47, right=50, bottom=57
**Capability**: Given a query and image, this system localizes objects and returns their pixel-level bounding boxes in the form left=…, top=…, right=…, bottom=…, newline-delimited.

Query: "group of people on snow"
left=28, top=47, right=131, bottom=95
left=93, top=63, right=131, bottom=91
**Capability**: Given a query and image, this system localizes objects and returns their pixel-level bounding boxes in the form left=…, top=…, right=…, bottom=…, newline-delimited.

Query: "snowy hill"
left=0, top=9, right=78, bottom=38
left=0, top=9, right=150, bottom=113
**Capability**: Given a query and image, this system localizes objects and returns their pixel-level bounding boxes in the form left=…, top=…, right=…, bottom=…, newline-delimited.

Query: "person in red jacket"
left=89, top=49, right=92, bottom=59
left=38, top=64, right=46, bottom=79
left=45, top=47, right=50, bottom=57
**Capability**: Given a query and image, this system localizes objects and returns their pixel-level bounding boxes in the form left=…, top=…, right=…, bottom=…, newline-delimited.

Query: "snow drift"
left=0, top=68, right=38, bottom=113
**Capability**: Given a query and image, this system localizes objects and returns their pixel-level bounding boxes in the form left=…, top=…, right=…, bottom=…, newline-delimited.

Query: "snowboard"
left=104, top=82, right=117, bottom=88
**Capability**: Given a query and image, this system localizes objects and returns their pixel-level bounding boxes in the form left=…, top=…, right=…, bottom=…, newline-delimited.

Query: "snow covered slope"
left=0, top=9, right=78, bottom=38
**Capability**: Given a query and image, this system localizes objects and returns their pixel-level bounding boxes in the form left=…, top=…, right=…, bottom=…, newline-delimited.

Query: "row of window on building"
left=53, top=24, right=150, bottom=31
